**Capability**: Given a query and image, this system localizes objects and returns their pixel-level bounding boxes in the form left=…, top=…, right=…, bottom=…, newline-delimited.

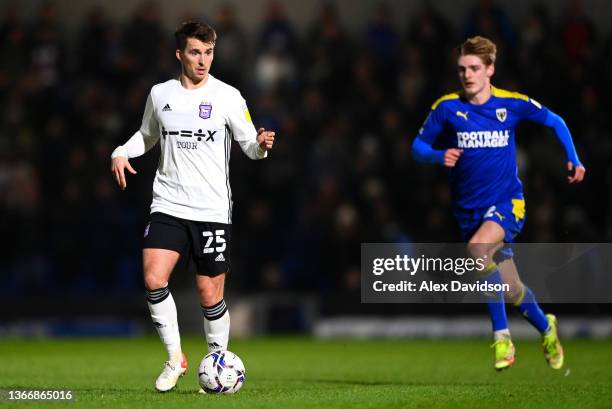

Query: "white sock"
left=146, top=286, right=182, bottom=362
left=493, top=329, right=512, bottom=341
left=202, top=299, right=230, bottom=352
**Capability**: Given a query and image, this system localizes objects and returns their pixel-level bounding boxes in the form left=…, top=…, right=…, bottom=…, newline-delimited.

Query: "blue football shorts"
left=453, top=198, right=526, bottom=261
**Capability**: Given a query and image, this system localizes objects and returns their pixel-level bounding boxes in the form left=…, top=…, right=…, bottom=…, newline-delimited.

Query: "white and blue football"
left=198, top=350, right=246, bottom=394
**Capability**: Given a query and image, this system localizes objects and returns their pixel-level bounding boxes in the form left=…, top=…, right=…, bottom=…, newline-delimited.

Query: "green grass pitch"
left=1, top=337, right=611, bottom=409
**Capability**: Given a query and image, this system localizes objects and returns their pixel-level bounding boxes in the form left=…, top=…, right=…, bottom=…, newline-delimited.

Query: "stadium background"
left=1, top=0, right=611, bottom=338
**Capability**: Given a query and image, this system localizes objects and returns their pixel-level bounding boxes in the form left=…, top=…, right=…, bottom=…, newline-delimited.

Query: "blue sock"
left=515, top=286, right=550, bottom=333
left=483, top=266, right=508, bottom=332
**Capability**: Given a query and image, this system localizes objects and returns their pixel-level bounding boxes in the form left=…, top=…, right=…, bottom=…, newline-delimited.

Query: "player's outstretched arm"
left=111, top=156, right=137, bottom=190
left=543, top=111, right=586, bottom=184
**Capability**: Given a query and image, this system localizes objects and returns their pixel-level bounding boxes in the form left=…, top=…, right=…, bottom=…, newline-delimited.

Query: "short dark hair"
left=174, top=22, right=217, bottom=51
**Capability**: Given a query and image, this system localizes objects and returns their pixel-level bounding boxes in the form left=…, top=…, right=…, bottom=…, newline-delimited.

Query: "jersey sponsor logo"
left=456, top=111, right=469, bottom=121
left=204, top=130, right=216, bottom=141
left=215, top=253, right=225, bottom=262
left=162, top=127, right=217, bottom=149
left=199, top=102, right=212, bottom=119
left=456, top=130, right=510, bottom=148
left=496, top=108, right=507, bottom=122
left=177, top=141, right=198, bottom=150
left=162, top=103, right=172, bottom=112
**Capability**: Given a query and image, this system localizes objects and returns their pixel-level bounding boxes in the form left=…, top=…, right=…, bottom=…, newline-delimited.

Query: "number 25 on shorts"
left=202, top=230, right=226, bottom=254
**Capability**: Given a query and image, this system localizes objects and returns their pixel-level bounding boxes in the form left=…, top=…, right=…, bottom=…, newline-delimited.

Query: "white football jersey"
left=128, top=76, right=265, bottom=223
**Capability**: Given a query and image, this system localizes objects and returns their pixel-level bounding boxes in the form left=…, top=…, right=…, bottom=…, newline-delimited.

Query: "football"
left=198, top=350, right=246, bottom=394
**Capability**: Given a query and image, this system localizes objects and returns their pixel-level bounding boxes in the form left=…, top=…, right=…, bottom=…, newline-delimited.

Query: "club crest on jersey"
left=199, top=102, right=212, bottom=119
left=496, top=108, right=507, bottom=123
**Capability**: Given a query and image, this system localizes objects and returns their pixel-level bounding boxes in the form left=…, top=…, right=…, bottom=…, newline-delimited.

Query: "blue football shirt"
left=417, top=86, right=550, bottom=210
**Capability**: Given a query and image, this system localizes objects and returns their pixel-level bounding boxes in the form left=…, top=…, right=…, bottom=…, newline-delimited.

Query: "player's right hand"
left=444, top=149, right=463, bottom=167
left=111, top=156, right=137, bottom=190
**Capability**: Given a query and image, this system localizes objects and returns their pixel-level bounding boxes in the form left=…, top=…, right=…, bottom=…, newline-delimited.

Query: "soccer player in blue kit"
left=412, top=36, right=585, bottom=371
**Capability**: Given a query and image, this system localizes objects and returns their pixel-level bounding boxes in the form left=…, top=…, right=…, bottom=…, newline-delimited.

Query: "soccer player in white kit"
left=110, top=22, right=275, bottom=392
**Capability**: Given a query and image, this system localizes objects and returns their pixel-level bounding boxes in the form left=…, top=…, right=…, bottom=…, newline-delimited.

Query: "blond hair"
left=458, top=36, right=497, bottom=65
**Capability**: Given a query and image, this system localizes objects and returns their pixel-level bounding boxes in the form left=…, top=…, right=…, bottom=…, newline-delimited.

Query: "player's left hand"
left=257, top=128, right=275, bottom=151
left=567, top=162, right=586, bottom=184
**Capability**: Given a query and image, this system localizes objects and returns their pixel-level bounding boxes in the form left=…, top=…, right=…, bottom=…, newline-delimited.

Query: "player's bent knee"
left=143, top=273, right=168, bottom=291
left=466, top=241, right=491, bottom=262
left=197, top=283, right=224, bottom=307
left=467, top=240, right=503, bottom=266
left=198, top=287, right=223, bottom=307
left=196, top=273, right=226, bottom=306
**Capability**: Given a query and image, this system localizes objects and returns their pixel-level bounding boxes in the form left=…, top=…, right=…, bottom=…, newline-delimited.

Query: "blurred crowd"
left=1, top=0, right=610, bottom=297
